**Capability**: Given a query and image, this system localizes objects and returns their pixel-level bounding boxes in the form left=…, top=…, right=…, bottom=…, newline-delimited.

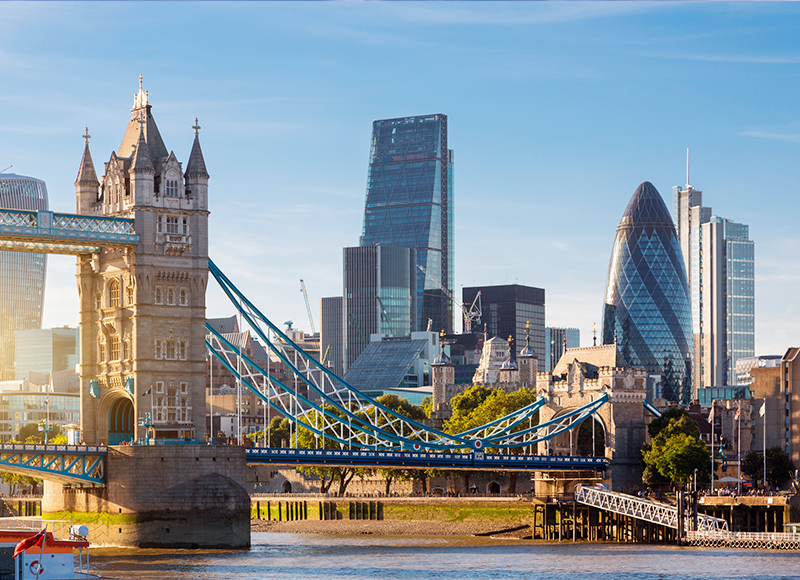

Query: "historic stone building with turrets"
left=75, top=76, right=210, bottom=445
left=432, top=335, right=649, bottom=492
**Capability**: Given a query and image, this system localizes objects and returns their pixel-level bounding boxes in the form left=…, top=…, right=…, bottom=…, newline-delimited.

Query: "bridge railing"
left=52, top=212, right=135, bottom=235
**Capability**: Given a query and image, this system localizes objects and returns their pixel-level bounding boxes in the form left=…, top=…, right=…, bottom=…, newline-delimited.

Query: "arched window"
left=109, top=280, right=120, bottom=308
left=98, top=339, right=106, bottom=362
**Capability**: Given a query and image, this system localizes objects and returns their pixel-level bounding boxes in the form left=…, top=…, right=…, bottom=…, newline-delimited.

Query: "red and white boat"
left=0, top=518, right=94, bottom=579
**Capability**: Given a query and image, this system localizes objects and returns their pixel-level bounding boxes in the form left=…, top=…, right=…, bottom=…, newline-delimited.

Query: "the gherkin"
left=601, top=181, right=693, bottom=404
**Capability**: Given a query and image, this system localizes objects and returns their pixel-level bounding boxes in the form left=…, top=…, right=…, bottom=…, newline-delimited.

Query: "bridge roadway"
left=245, top=447, right=609, bottom=471
left=0, top=444, right=106, bottom=485
left=0, top=209, right=138, bottom=255
left=0, top=444, right=608, bottom=485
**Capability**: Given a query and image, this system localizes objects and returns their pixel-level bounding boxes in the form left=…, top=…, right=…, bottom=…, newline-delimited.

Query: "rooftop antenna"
left=0, top=165, right=12, bottom=174
left=685, top=148, right=691, bottom=189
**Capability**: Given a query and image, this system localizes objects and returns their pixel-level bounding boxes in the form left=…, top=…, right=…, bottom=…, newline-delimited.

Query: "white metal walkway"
left=575, top=484, right=728, bottom=533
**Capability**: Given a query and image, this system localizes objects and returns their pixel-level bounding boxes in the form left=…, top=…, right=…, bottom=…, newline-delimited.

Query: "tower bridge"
left=0, top=78, right=635, bottom=548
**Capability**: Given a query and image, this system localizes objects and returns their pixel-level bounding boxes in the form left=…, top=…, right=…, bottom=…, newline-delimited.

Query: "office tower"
left=320, top=296, right=344, bottom=377
left=15, top=326, right=79, bottom=380
left=673, top=178, right=755, bottom=392
left=0, top=174, right=49, bottom=381
left=361, top=114, right=454, bottom=333
left=544, top=327, right=580, bottom=372
left=601, top=182, right=693, bottom=404
left=343, top=245, right=417, bottom=371
left=462, top=284, right=545, bottom=361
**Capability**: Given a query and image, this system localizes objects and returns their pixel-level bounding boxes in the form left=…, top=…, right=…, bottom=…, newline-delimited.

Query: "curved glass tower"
left=601, top=181, right=692, bottom=404
left=0, top=174, right=48, bottom=380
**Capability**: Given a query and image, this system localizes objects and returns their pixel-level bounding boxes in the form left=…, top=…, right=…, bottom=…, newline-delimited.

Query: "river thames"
left=86, top=533, right=800, bottom=580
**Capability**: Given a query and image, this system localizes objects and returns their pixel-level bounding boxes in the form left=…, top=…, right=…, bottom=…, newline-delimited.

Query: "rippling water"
left=86, top=533, right=800, bottom=580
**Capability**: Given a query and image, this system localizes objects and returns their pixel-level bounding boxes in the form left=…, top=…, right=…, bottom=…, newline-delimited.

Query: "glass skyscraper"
left=544, top=327, right=581, bottom=372
left=0, top=174, right=48, bottom=381
left=673, top=181, right=754, bottom=392
left=343, top=245, right=417, bottom=371
left=361, top=114, right=454, bottom=334
left=602, top=182, right=693, bottom=404
left=462, top=284, right=546, bottom=361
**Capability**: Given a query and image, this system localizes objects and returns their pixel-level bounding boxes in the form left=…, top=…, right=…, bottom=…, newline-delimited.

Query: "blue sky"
left=1, top=2, right=799, bottom=355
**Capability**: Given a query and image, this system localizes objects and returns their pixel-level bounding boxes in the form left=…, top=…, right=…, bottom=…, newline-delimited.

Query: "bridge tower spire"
left=75, top=127, right=99, bottom=213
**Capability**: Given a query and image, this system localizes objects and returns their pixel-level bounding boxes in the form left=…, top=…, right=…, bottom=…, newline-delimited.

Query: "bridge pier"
left=43, top=445, right=249, bottom=548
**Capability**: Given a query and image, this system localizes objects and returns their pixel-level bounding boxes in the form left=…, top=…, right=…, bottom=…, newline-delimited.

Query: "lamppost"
left=38, top=395, right=52, bottom=444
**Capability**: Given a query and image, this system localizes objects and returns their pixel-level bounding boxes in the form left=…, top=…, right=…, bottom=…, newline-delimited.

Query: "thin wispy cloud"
left=741, top=131, right=800, bottom=144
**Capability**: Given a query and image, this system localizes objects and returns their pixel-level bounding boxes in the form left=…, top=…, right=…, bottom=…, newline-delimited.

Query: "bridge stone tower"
left=536, top=343, right=648, bottom=493
left=76, top=77, right=209, bottom=445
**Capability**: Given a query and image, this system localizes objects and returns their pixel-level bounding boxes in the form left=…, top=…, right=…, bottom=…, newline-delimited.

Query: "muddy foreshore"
left=251, top=519, right=531, bottom=538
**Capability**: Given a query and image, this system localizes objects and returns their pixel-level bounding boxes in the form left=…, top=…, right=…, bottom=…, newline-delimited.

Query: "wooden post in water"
left=572, top=499, right=577, bottom=541
left=256, top=501, right=261, bottom=520
left=278, top=502, right=283, bottom=522
left=267, top=501, right=271, bottom=521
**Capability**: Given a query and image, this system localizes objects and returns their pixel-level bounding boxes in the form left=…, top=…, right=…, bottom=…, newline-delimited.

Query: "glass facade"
left=462, top=285, right=546, bottom=361
left=0, top=385, right=81, bottom=442
left=0, top=174, right=48, bottom=381
left=14, top=327, right=79, bottom=380
left=602, top=182, right=693, bottom=404
left=361, top=114, right=454, bottom=333
left=343, top=245, right=417, bottom=370
left=718, top=218, right=755, bottom=384
left=673, top=181, right=755, bottom=394
left=544, top=327, right=581, bottom=373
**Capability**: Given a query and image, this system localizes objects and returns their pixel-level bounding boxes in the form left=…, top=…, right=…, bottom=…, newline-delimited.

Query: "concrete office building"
left=320, top=297, right=344, bottom=377
left=462, top=284, right=545, bottom=361
left=0, top=174, right=49, bottom=381
left=360, top=114, right=454, bottom=334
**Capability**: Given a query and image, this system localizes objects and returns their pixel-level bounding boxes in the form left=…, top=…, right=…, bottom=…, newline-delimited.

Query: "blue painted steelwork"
left=207, top=259, right=611, bottom=456
left=0, top=209, right=138, bottom=255
left=643, top=400, right=662, bottom=418
left=0, top=444, right=106, bottom=485
left=246, top=447, right=609, bottom=471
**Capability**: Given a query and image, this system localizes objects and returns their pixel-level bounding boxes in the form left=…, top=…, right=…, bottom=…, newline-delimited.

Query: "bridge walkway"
left=575, top=484, right=729, bottom=533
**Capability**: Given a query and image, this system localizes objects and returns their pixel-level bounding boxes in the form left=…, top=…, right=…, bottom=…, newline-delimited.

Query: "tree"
left=642, top=415, right=710, bottom=485
left=443, top=385, right=538, bottom=495
left=742, top=447, right=795, bottom=488
left=294, top=404, right=373, bottom=497
left=647, top=408, right=694, bottom=439
left=17, top=422, right=62, bottom=444
left=247, top=417, right=291, bottom=448
left=373, top=394, right=427, bottom=495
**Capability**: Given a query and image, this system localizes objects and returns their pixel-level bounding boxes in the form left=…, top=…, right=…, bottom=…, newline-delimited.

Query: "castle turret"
left=431, top=348, right=454, bottom=420
left=129, top=115, right=155, bottom=207
left=184, top=118, right=209, bottom=212
left=75, top=128, right=99, bottom=213
left=518, top=328, right=538, bottom=388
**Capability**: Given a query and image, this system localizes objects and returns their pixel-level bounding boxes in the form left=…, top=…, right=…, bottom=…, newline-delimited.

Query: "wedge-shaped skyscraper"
left=601, top=182, right=693, bottom=403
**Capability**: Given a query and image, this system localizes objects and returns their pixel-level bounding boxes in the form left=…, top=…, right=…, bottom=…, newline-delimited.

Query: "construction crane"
left=376, top=295, right=392, bottom=334
left=416, top=264, right=482, bottom=333
left=299, top=279, right=317, bottom=335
